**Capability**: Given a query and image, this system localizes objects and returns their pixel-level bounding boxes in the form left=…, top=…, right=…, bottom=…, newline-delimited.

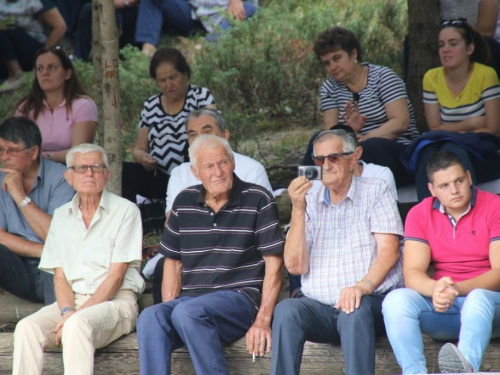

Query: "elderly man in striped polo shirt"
left=136, top=134, right=284, bottom=375
left=271, top=129, right=404, bottom=375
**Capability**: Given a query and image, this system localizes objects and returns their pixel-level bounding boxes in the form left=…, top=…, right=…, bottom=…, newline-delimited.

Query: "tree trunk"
left=407, top=0, right=441, bottom=133
left=91, top=0, right=103, bottom=146
left=96, top=0, right=122, bottom=195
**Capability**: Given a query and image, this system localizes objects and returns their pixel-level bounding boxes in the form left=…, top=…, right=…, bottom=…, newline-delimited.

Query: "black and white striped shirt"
left=159, top=174, right=284, bottom=308
left=320, top=63, right=419, bottom=145
left=139, top=85, right=215, bottom=174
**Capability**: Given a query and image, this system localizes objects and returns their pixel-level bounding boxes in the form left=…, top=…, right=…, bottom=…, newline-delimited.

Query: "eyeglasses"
left=440, top=18, right=467, bottom=27
left=0, top=147, right=30, bottom=156
left=311, top=152, right=354, bottom=165
left=68, top=164, right=107, bottom=173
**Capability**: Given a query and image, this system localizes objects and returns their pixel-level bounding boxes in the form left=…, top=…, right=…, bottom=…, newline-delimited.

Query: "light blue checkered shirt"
left=301, top=177, right=404, bottom=306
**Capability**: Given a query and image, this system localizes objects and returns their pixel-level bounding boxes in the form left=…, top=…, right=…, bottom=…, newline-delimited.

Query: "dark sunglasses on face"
left=311, top=152, right=354, bottom=166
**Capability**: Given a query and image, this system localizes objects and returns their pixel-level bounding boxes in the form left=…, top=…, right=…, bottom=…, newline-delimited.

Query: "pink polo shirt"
left=15, top=97, right=98, bottom=153
left=405, top=188, right=500, bottom=282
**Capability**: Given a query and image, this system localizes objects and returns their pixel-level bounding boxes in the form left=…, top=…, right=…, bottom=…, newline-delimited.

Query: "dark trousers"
left=73, top=3, right=138, bottom=61
left=137, top=290, right=256, bottom=375
left=271, top=294, right=386, bottom=375
left=0, top=244, right=55, bottom=304
left=152, top=255, right=166, bottom=304
left=121, top=162, right=169, bottom=203
left=0, top=28, right=44, bottom=80
left=415, top=141, right=500, bottom=201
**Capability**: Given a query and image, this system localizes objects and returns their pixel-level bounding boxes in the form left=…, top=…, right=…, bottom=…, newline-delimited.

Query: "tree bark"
left=407, top=0, right=441, bottom=133
left=96, top=0, right=122, bottom=195
left=91, top=0, right=104, bottom=146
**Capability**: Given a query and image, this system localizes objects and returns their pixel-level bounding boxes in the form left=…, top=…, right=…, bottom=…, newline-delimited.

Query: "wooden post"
left=96, top=0, right=122, bottom=195
left=407, top=0, right=441, bottom=133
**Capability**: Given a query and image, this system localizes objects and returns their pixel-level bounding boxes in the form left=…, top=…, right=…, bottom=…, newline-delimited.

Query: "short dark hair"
left=426, top=150, right=467, bottom=183
left=314, top=27, right=363, bottom=61
left=0, top=117, right=42, bottom=150
left=149, top=47, right=191, bottom=79
left=186, top=108, right=226, bottom=132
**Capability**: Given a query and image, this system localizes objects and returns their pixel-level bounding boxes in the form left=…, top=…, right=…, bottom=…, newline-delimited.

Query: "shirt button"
left=213, top=223, right=217, bottom=227
left=210, top=212, right=214, bottom=216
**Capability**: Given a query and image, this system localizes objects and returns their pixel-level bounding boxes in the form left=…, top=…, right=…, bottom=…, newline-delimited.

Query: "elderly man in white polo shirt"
left=12, top=143, right=145, bottom=375
left=146, top=108, right=273, bottom=303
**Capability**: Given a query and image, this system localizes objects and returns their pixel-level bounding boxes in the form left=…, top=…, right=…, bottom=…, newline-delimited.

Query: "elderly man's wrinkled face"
left=65, top=151, right=110, bottom=195
left=0, top=138, right=38, bottom=174
left=314, top=137, right=355, bottom=188
left=191, top=144, right=235, bottom=196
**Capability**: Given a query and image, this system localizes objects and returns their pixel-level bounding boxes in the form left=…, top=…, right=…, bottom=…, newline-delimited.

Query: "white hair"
left=66, top=143, right=109, bottom=167
left=313, top=129, right=356, bottom=156
left=189, top=134, right=234, bottom=171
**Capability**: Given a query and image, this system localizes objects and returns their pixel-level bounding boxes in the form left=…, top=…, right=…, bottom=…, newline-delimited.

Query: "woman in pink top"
left=15, top=46, right=97, bottom=164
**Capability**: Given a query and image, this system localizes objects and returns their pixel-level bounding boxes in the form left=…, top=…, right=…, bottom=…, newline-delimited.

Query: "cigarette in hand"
left=252, top=352, right=255, bottom=362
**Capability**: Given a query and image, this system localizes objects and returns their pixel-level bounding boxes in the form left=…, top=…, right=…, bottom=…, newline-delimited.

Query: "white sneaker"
left=0, top=76, right=23, bottom=93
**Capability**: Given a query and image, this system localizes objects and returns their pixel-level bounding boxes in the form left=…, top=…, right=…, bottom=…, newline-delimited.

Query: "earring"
left=355, top=59, right=358, bottom=63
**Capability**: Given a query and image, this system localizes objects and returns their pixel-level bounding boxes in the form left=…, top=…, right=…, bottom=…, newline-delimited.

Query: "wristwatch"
left=61, top=306, right=76, bottom=316
left=18, top=196, right=32, bottom=209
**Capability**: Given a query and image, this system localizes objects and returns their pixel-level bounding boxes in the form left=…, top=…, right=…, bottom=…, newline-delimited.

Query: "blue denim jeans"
left=136, top=290, right=256, bottom=375
left=271, top=294, right=386, bottom=375
left=135, top=0, right=256, bottom=45
left=382, top=288, right=500, bottom=374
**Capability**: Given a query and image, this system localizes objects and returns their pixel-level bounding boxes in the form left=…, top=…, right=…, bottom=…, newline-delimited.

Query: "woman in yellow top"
left=414, top=18, right=500, bottom=200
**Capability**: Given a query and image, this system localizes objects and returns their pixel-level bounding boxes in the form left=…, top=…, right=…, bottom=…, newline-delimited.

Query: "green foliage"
left=0, top=0, right=408, bottom=159
left=190, top=0, right=408, bottom=150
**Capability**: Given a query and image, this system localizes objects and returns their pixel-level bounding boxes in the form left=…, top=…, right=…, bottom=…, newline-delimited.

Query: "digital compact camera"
left=297, top=165, right=322, bottom=180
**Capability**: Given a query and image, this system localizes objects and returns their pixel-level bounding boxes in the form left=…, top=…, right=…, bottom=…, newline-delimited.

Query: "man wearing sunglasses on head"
left=271, top=129, right=404, bottom=375
left=0, top=117, right=74, bottom=304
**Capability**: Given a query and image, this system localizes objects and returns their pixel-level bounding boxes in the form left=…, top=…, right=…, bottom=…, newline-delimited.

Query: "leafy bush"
left=0, top=0, right=407, bottom=160
left=189, top=0, right=408, bottom=149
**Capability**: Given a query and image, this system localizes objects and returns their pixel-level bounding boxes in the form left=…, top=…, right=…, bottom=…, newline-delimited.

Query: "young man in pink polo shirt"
left=382, top=150, right=500, bottom=374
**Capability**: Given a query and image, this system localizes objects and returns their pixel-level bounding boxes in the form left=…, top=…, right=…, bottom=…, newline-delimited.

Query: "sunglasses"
left=311, top=152, right=354, bottom=166
left=440, top=18, right=468, bottom=27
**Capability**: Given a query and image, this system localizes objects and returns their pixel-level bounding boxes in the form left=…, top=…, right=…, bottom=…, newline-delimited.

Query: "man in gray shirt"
left=0, top=117, right=74, bottom=304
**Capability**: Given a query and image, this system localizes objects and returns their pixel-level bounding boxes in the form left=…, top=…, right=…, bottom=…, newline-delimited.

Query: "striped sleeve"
left=481, top=67, right=500, bottom=102
left=376, top=66, right=409, bottom=105
left=159, top=203, right=182, bottom=260
left=254, top=188, right=284, bottom=255
left=423, top=70, right=439, bottom=104
left=320, top=79, right=340, bottom=111
left=138, top=95, right=160, bottom=129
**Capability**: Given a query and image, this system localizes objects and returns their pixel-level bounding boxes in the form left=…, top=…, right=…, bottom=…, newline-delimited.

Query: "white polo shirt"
left=39, top=189, right=145, bottom=295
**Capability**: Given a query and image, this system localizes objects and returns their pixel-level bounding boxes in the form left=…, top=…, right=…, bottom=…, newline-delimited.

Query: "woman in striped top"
left=122, top=47, right=216, bottom=203
left=305, top=27, right=419, bottom=188
left=414, top=18, right=500, bottom=200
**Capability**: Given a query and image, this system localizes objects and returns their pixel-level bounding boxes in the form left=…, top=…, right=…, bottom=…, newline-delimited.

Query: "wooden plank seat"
left=1, top=330, right=500, bottom=374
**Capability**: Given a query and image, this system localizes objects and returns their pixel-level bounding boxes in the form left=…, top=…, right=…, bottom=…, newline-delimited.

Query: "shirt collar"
left=320, top=176, right=356, bottom=206
left=197, top=173, right=244, bottom=208
left=432, top=185, right=477, bottom=212
left=68, top=188, right=110, bottom=216
left=43, top=98, right=66, bottom=109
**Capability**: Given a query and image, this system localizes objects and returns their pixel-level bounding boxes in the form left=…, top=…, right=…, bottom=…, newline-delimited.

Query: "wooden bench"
left=1, top=330, right=500, bottom=374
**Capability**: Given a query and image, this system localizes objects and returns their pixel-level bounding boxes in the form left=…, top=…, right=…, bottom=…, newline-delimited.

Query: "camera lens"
left=305, top=168, right=317, bottom=179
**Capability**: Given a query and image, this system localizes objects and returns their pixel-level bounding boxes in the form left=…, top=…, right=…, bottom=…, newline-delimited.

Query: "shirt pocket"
left=87, top=238, right=114, bottom=270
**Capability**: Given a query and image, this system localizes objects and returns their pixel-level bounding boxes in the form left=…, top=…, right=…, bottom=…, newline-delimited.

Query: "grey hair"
left=189, top=134, right=234, bottom=171
left=313, top=129, right=356, bottom=156
left=186, top=108, right=226, bottom=132
left=66, top=143, right=109, bottom=168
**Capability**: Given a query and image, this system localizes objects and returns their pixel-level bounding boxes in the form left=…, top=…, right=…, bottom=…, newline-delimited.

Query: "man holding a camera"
left=270, top=129, right=404, bottom=375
